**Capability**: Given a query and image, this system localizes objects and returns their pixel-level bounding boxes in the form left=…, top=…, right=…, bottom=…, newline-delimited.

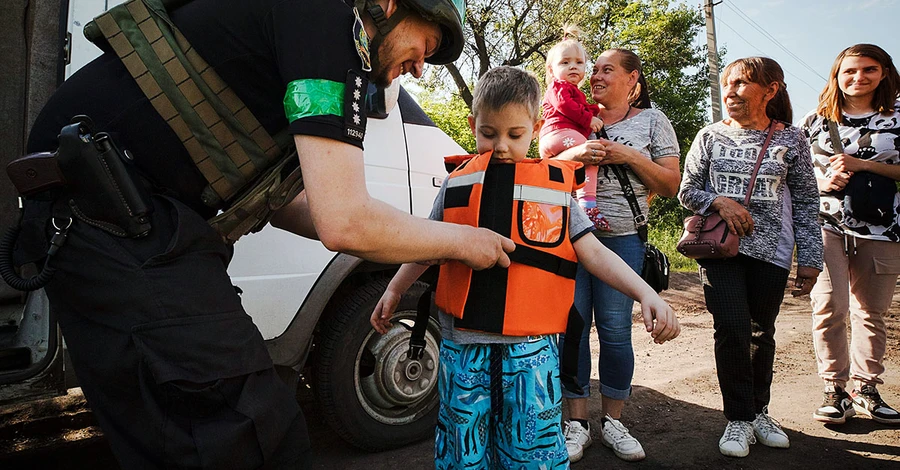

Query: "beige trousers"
left=810, top=228, right=900, bottom=389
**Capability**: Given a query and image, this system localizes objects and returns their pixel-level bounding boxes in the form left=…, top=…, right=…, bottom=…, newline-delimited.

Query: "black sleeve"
left=266, top=0, right=370, bottom=148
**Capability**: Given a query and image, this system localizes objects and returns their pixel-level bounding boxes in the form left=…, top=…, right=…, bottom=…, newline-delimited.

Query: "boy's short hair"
left=471, top=66, right=542, bottom=122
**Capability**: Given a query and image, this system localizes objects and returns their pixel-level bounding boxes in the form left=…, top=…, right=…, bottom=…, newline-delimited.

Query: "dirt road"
left=2, top=272, right=899, bottom=469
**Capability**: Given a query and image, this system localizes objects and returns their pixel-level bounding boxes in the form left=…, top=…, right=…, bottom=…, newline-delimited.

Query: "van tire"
left=313, top=278, right=440, bottom=451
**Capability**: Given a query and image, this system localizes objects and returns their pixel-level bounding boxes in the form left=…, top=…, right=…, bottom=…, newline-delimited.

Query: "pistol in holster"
left=6, top=116, right=153, bottom=238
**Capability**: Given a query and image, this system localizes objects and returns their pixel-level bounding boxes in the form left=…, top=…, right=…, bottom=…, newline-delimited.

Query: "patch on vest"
left=352, top=7, right=372, bottom=72
left=344, top=70, right=368, bottom=141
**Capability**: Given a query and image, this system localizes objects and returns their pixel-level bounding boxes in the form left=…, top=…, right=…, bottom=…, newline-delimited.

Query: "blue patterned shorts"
left=435, top=336, right=569, bottom=469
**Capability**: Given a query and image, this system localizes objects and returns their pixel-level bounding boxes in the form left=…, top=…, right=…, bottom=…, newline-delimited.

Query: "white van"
left=0, top=0, right=460, bottom=452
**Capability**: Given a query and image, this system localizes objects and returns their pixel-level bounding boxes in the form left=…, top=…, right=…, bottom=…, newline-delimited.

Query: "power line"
left=720, top=0, right=828, bottom=82
left=716, top=17, right=822, bottom=94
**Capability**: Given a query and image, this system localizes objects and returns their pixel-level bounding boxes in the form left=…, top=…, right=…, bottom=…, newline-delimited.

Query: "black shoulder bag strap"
left=598, top=128, right=648, bottom=241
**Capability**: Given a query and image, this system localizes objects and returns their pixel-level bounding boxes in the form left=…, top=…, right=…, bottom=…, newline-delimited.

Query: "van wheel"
left=314, top=278, right=440, bottom=451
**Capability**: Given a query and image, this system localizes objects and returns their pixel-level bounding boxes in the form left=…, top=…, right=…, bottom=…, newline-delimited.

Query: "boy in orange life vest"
left=370, top=66, right=680, bottom=468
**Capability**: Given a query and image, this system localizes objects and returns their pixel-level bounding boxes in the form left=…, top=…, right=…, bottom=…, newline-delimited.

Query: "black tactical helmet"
left=357, top=0, right=465, bottom=66
left=401, top=0, right=465, bottom=65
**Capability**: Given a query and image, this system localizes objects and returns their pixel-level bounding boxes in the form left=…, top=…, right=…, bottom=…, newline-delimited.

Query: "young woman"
left=800, top=44, right=900, bottom=426
left=554, top=48, right=681, bottom=463
left=679, top=57, right=823, bottom=457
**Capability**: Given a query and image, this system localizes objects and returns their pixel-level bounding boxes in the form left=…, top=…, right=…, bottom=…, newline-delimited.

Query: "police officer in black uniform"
left=22, top=0, right=515, bottom=467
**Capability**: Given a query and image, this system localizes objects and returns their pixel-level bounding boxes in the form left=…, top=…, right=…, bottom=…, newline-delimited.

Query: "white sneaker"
left=600, top=415, right=646, bottom=461
left=563, top=420, right=592, bottom=463
left=718, top=420, right=755, bottom=458
left=753, top=407, right=790, bottom=448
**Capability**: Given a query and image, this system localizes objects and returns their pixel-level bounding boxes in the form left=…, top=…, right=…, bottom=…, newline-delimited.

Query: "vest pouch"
left=207, top=151, right=304, bottom=244
left=517, top=201, right=566, bottom=247
left=56, top=120, right=153, bottom=238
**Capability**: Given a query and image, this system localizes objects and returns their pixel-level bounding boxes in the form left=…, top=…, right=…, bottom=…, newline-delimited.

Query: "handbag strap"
left=597, top=127, right=648, bottom=243
left=826, top=119, right=844, bottom=154
left=742, top=121, right=778, bottom=207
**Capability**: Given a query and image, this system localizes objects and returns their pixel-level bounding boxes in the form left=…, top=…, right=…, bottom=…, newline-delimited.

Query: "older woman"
left=678, top=57, right=823, bottom=458
left=800, top=44, right=900, bottom=426
left=554, top=48, right=681, bottom=463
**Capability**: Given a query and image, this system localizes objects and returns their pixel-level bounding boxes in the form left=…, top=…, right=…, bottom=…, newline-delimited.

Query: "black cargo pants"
left=42, top=195, right=311, bottom=469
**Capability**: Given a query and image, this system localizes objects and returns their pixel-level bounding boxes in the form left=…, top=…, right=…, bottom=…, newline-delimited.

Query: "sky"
left=704, top=0, right=900, bottom=124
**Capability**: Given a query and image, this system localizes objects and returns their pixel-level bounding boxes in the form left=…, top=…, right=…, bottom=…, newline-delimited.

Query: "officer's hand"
left=461, top=228, right=516, bottom=270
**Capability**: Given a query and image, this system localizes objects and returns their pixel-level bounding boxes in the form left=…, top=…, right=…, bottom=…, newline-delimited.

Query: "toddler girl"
left=539, top=25, right=609, bottom=230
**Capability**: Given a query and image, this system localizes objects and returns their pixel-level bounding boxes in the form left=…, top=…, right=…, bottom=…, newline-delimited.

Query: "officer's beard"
left=369, top=40, right=395, bottom=89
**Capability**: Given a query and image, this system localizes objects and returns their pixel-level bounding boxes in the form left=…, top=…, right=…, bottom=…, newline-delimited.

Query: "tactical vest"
left=435, top=151, right=586, bottom=336
left=84, top=0, right=299, bottom=243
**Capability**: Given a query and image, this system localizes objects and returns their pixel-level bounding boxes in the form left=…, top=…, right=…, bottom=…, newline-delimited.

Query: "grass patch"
left=649, top=226, right=696, bottom=273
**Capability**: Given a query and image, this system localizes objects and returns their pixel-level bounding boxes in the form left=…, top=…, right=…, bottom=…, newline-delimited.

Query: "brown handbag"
left=677, top=122, right=777, bottom=260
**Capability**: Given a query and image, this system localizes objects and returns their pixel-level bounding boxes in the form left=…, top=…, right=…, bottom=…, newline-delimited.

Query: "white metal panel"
left=66, top=0, right=128, bottom=79
left=405, top=124, right=463, bottom=217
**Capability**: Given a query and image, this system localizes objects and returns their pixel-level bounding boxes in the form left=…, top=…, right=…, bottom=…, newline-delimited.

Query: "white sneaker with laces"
left=718, top=420, right=755, bottom=458
left=753, top=407, right=790, bottom=448
left=600, top=415, right=646, bottom=461
left=563, top=420, right=592, bottom=463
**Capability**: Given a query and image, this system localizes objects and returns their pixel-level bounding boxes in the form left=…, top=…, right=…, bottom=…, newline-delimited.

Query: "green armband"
left=283, top=79, right=344, bottom=122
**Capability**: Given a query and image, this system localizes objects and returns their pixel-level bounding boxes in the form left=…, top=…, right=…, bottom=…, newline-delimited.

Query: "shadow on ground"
left=4, top=381, right=898, bottom=469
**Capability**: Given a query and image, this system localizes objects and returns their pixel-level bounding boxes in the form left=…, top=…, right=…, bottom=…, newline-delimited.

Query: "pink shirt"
left=540, top=79, right=599, bottom=138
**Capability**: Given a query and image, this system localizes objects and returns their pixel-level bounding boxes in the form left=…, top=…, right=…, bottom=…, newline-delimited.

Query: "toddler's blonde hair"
left=545, top=24, right=589, bottom=86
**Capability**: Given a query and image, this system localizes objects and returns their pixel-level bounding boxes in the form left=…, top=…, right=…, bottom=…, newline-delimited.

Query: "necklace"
left=604, top=105, right=632, bottom=127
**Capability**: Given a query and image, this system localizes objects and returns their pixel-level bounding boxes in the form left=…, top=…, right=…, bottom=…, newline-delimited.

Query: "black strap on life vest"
left=559, top=305, right=585, bottom=395
left=507, top=243, right=577, bottom=279
left=408, top=266, right=438, bottom=360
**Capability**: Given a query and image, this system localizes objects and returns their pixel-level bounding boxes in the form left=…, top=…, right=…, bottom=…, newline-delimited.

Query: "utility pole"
left=704, top=0, right=723, bottom=122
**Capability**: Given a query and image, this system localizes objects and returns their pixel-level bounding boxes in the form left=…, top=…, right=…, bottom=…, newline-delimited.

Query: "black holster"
left=55, top=118, right=153, bottom=237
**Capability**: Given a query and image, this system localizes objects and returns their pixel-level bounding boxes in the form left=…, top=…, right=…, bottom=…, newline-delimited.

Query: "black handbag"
left=641, top=243, right=670, bottom=292
left=609, top=162, right=669, bottom=293
left=825, top=119, right=898, bottom=226
left=844, top=171, right=897, bottom=226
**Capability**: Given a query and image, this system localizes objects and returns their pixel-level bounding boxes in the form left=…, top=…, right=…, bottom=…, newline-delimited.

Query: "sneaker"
left=813, top=384, right=855, bottom=424
left=600, top=415, right=646, bottom=461
left=718, top=420, right=755, bottom=458
left=584, top=207, right=612, bottom=231
left=752, top=407, right=789, bottom=448
left=563, top=420, right=592, bottom=463
left=851, top=384, right=900, bottom=425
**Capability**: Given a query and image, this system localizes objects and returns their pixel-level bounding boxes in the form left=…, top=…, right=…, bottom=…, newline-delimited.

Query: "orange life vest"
left=435, top=151, right=585, bottom=336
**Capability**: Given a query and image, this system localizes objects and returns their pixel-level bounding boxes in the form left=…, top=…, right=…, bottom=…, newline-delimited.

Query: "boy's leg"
left=435, top=339, right=492, bottom=469
left=496, top=337, right=569, bottom=469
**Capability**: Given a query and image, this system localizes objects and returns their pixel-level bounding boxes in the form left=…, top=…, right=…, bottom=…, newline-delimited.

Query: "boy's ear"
left=533, top=118, right=544, bottom=137
left=468, top=114, right=476, bottom=136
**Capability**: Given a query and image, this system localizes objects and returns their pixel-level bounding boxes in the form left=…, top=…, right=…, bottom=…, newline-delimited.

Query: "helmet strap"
left=356, top=0, right=411, bottom=63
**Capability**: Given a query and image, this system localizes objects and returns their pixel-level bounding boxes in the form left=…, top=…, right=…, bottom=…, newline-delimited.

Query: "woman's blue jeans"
left=560, top=234, right=644, bottom=400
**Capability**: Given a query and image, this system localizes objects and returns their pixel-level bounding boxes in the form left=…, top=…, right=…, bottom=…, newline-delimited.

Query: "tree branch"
left=445, top=63, right=474, bottom=109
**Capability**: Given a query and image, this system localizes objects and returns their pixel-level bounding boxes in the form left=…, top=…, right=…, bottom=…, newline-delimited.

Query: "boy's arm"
left=370, top=263, right=430, bottom=334
left=572, top=236, right=680, bottom=343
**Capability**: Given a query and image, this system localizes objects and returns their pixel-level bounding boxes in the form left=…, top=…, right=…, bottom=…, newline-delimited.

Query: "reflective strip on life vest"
left=446, top=170, right=485, bottom=188
left=513, top=184, right=570, bottom=206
